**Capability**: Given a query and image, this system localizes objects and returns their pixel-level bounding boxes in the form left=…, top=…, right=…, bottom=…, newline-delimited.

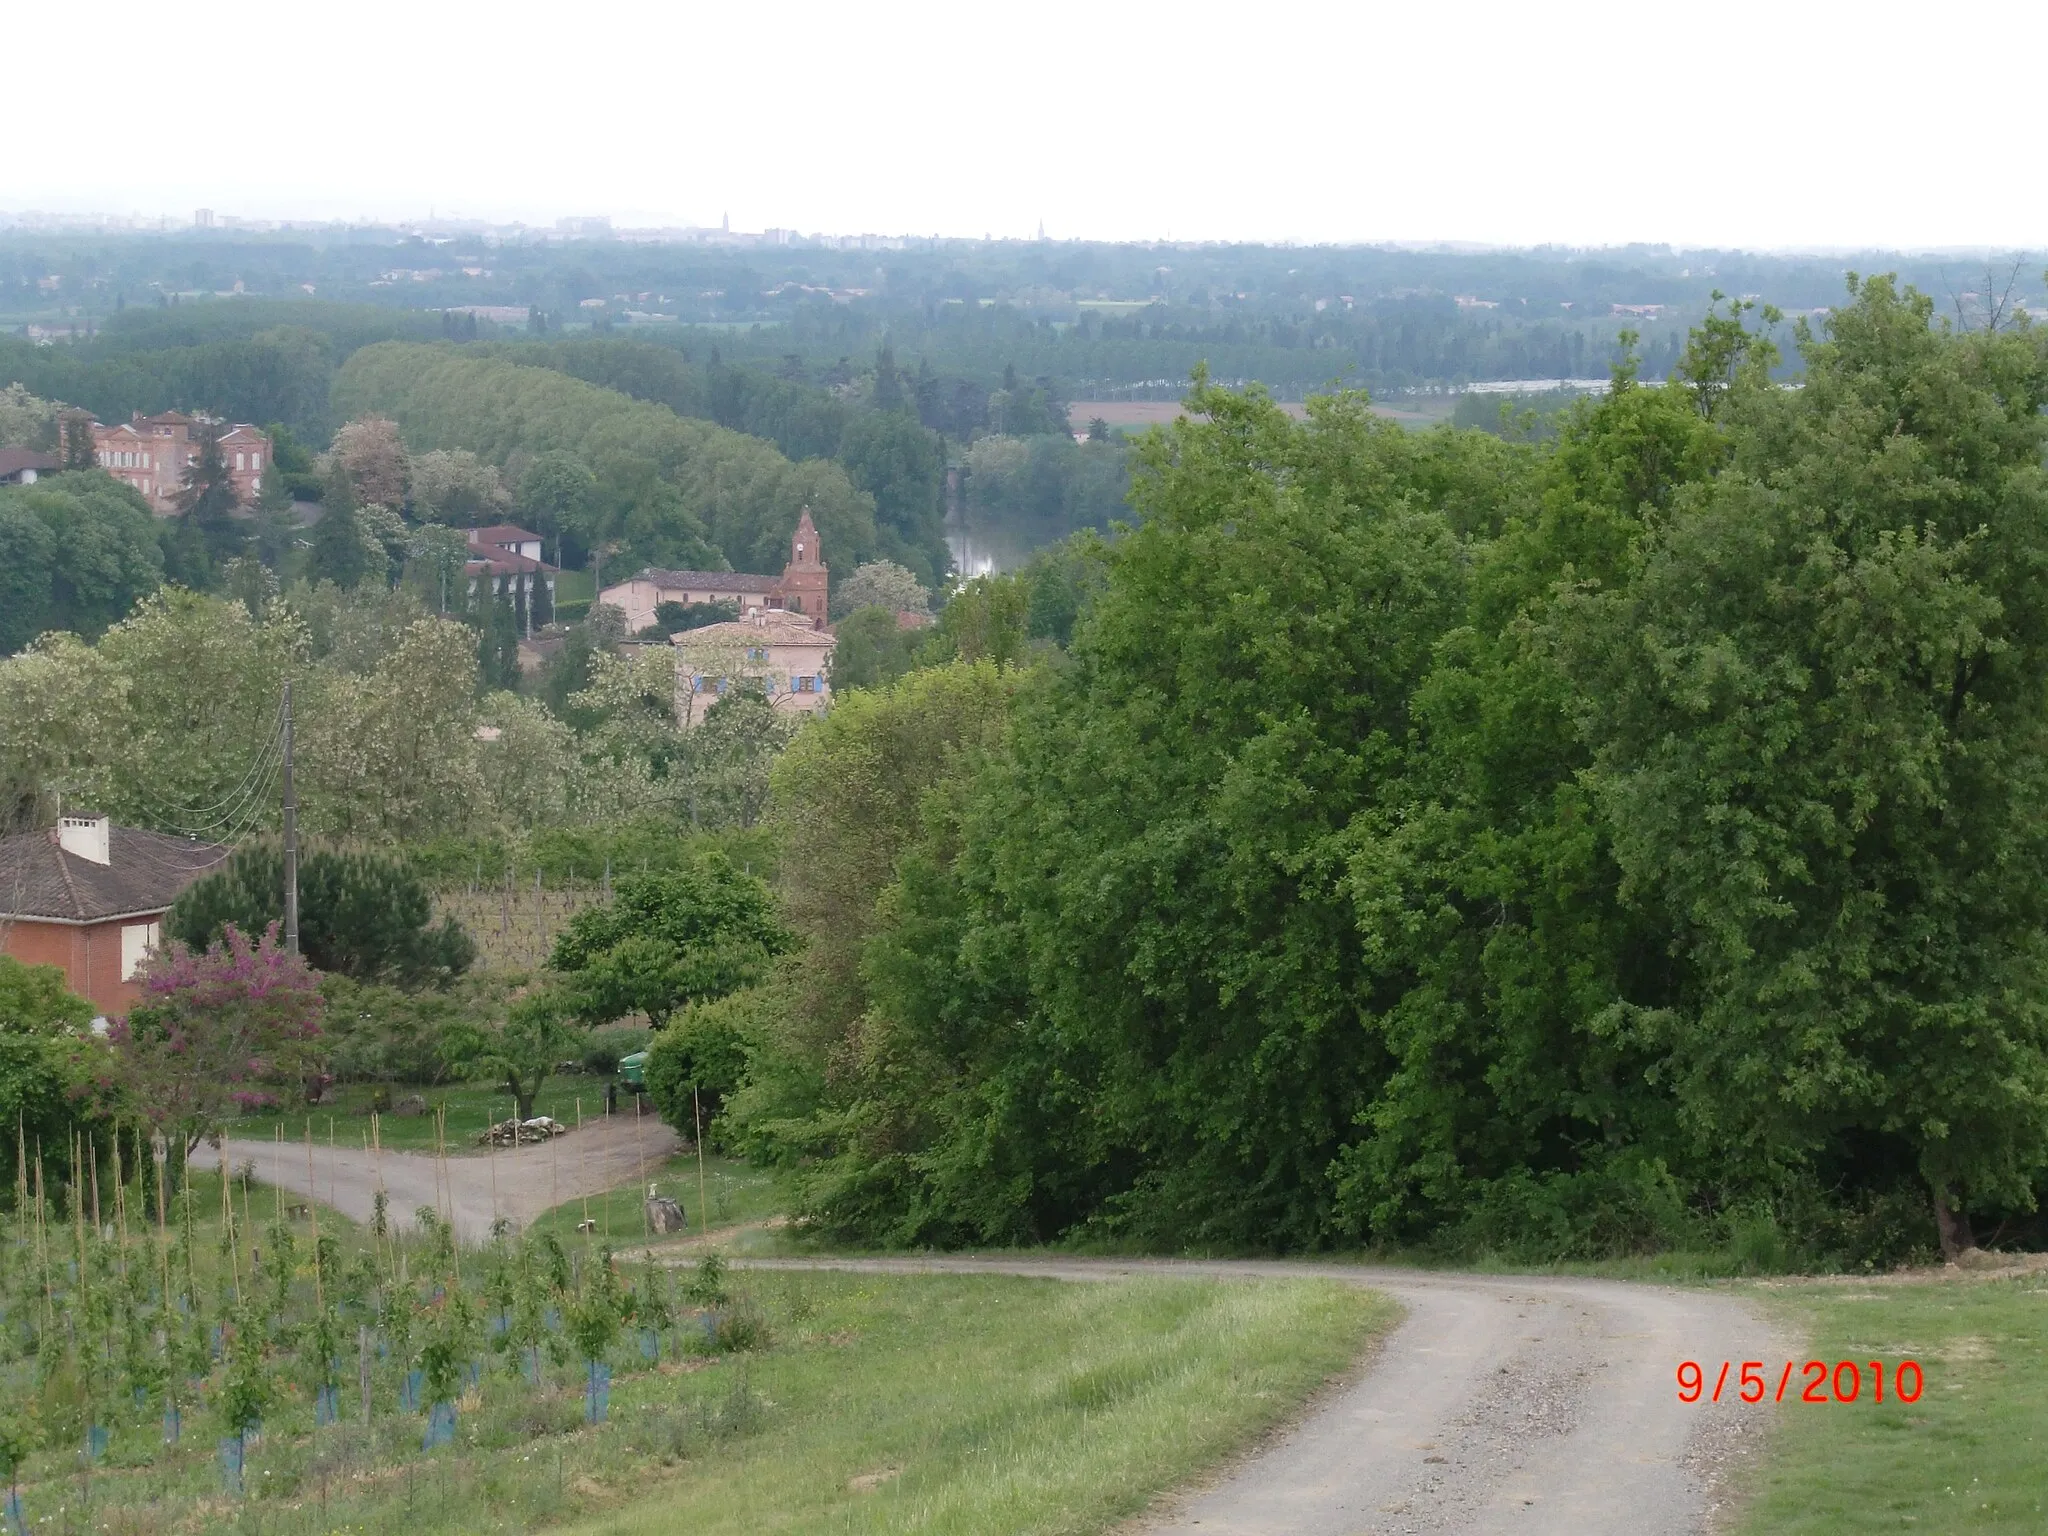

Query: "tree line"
left=702, top=281, right=2048, bottom=1267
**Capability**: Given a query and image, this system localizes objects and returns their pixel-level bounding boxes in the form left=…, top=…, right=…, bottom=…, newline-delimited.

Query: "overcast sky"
left=11, top=0, right=2035, bottom=251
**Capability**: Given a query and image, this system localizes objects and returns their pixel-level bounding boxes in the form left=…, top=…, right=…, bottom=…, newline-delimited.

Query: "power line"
left=122, top=711, right=285, bottom=840
left=117, top=697, right=286, bottom=834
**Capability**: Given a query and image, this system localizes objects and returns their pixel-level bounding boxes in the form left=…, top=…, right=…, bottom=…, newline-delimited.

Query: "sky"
left=10, top=0, right=2039, bottom=251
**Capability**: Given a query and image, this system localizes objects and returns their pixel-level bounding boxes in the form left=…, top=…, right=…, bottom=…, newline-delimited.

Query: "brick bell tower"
left=777, top=507, right=829, bottom=625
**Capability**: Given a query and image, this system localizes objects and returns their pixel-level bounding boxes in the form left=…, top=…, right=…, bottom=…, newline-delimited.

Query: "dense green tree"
left=166, top=844, right=476, bottom=989
left=332, top=344, right=880, bottom=579
left=0, top=474, right=165, bottom=651
left=835, top=411, right=947, bottom=583
left=1563, top=278, right=2048, bottom=1258
left=547, top=857, right=789, bottom=1029
left=0, top=957, right=104, bottom=1195
left=517, top=450, right=595, bottom=567
left=831, top=558, right=931, bottom=620
left=440, top=991, right=574, bottom=1123
left=172, top=422, right=246, bottom=567
left=308, top=462, right=368, bottom=589
left=827, top=606, right=921, bottom=692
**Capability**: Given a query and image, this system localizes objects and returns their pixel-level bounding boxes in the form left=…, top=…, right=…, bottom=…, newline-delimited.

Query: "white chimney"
left=58, top=814, right=110, bottom=866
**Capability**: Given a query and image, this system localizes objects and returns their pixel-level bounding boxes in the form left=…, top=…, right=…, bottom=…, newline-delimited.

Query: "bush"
left=644, top=988, right=762, bottom=1137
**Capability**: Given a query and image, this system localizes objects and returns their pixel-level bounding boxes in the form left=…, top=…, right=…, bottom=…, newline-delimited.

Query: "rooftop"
left=671, top=612, right=836, bottom=648
left=0, top=448, right=60, bottom=477
left=0, top=823, right=229, bottom=924
left=630, top=567, right=777, bottom=592
left=467, top=523, right=544, bottom=546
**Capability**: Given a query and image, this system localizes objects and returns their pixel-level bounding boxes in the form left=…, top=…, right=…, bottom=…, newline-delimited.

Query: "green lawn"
left=558, top=1271, right=1390, bottom=1536
left=225, top=1073, right=649, bottom=1153
left=1740, top=1274, right=2048, bottom=1533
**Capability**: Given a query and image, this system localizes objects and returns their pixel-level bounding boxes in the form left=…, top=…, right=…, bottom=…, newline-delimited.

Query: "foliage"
left=643, top=986, right=763, bottom=1135
left=548, top=857, right=790, bottom=1029
left=440, top=988, right=576, bottom=1122
left=0, top=955, right=93, bottom=1036
left=962, top=432, right=1129, bottom=543
left=325, top=415, right=411, bottom=508
left=725, top=663, right=1013, bottom=1195
left=1560, top=278, right=2048, bottom=1257
left=165, top=844, right=475, bottom=988
left=410, top=446, right=508, bottom=524
left=741, top=286, right=2048, bottom=1261
left=835, top=412, right=947, bottom=583
left=831, top=558, right=931, bottom=619
left=171, top=422, right=247, bottom=571
left=112, top=924, right=324, bottom=1147
left=309, top=460, right=369, bottom=589
left=0, top=472, right=164, bottom=652
left=332, top=344, right=881, bottom=579
left=0, top=381, right=60, bottom=450
left=0, top=958, right=102, bottom=1195
left=827, top=606, right=922, bottom=693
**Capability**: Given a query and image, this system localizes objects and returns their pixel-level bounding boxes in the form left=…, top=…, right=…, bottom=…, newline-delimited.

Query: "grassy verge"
left=521, top=1151, right=782, bottom=1246
left=1739, top=1274, right=2048, bottom=1533
left=560, top=1270, right=1392, bottom=1536
left=224, top=1074, right=651, bottom=1153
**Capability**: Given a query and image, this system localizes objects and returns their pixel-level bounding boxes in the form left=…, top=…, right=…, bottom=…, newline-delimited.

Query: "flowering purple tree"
left=111, top=923, right=323, bottom=1152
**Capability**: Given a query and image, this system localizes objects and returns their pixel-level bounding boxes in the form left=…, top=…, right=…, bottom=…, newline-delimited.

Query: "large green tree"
left=1564, top=278, right=2048, bottom=1258
left=0, top=474, right=165, bottom=652
left=547, top=856, right=789, bottom=1030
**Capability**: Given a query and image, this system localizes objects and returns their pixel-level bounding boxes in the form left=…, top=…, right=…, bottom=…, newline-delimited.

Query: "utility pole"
left=281, top=679, right=299, bottom=954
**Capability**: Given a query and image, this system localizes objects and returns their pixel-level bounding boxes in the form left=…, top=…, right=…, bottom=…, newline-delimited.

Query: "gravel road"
left=736, top=1255, right=1795, bottom=1536
left=219, top=1111, right=680, bottom=1242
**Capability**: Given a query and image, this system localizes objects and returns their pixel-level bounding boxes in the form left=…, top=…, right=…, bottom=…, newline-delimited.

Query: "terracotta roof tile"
left=0, top=826, right=230, bottom=924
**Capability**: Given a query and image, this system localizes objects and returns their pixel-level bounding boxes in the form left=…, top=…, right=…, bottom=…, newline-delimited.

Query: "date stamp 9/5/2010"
left=1677, top=1359, right=1924, bottom=1405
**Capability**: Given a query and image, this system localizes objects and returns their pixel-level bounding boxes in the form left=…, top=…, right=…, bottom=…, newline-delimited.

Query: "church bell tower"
left=777, top=507, right=829, bottom=625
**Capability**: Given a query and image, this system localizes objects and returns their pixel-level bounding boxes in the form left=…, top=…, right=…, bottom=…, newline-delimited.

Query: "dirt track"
left=220, top=1112, right=680, bottom=1242
left=736, top=1255, right=1794, bottom=1536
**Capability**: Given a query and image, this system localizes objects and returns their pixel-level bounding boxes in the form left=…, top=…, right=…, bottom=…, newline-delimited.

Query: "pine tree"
left=173, top=424, right=246, bottom=567
left=308, top=461, right=368, bottom=589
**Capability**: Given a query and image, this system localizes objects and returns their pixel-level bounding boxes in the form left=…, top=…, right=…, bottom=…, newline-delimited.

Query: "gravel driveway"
left=220, top=1110, right=681, bottom=1242
left=737, top=1255, right=1795, bottom=1536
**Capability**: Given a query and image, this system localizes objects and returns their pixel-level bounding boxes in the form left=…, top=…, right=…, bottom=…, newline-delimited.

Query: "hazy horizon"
left=11, top=0, right=2044, bottom=252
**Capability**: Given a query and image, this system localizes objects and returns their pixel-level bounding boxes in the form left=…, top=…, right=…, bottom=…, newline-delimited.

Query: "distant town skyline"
left=9, top=0, right=2043, bottom=252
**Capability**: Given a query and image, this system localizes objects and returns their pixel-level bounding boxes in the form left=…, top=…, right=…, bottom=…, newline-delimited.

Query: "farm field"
left=433, top=880, right=608, bottom=974
left=0, top=1143, right=1386, bottom=1536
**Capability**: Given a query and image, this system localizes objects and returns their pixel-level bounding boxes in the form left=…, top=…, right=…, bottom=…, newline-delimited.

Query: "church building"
left=600, top=509, right=831, bottom=634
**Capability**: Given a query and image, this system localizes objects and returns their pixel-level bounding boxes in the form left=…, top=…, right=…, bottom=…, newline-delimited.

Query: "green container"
left=618, top=1050, right=648, bottom=1087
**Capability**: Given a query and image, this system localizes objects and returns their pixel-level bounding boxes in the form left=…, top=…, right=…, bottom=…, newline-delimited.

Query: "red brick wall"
left=2, top=917, right=147, bottom=1016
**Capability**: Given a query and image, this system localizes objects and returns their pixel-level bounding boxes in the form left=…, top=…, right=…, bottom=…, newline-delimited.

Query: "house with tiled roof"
left=672, top=610, right=837, bottom=726
left=0, top=448, right=59, bottom=485
left=464, top=524, right=557, bottom=638
left=0, top=815, right=228, bottom=1016
left=600, top=509, right=831, bottom=633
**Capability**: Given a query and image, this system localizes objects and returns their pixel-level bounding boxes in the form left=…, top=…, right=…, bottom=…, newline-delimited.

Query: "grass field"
left=223, top=1072, right=648, bottom=1153
left=521, top=1151, right=781, bottom=1247
left=0, top=1259, right=1387, bottom=1536
left=1737, top=1272, right=2048, bottom=1533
